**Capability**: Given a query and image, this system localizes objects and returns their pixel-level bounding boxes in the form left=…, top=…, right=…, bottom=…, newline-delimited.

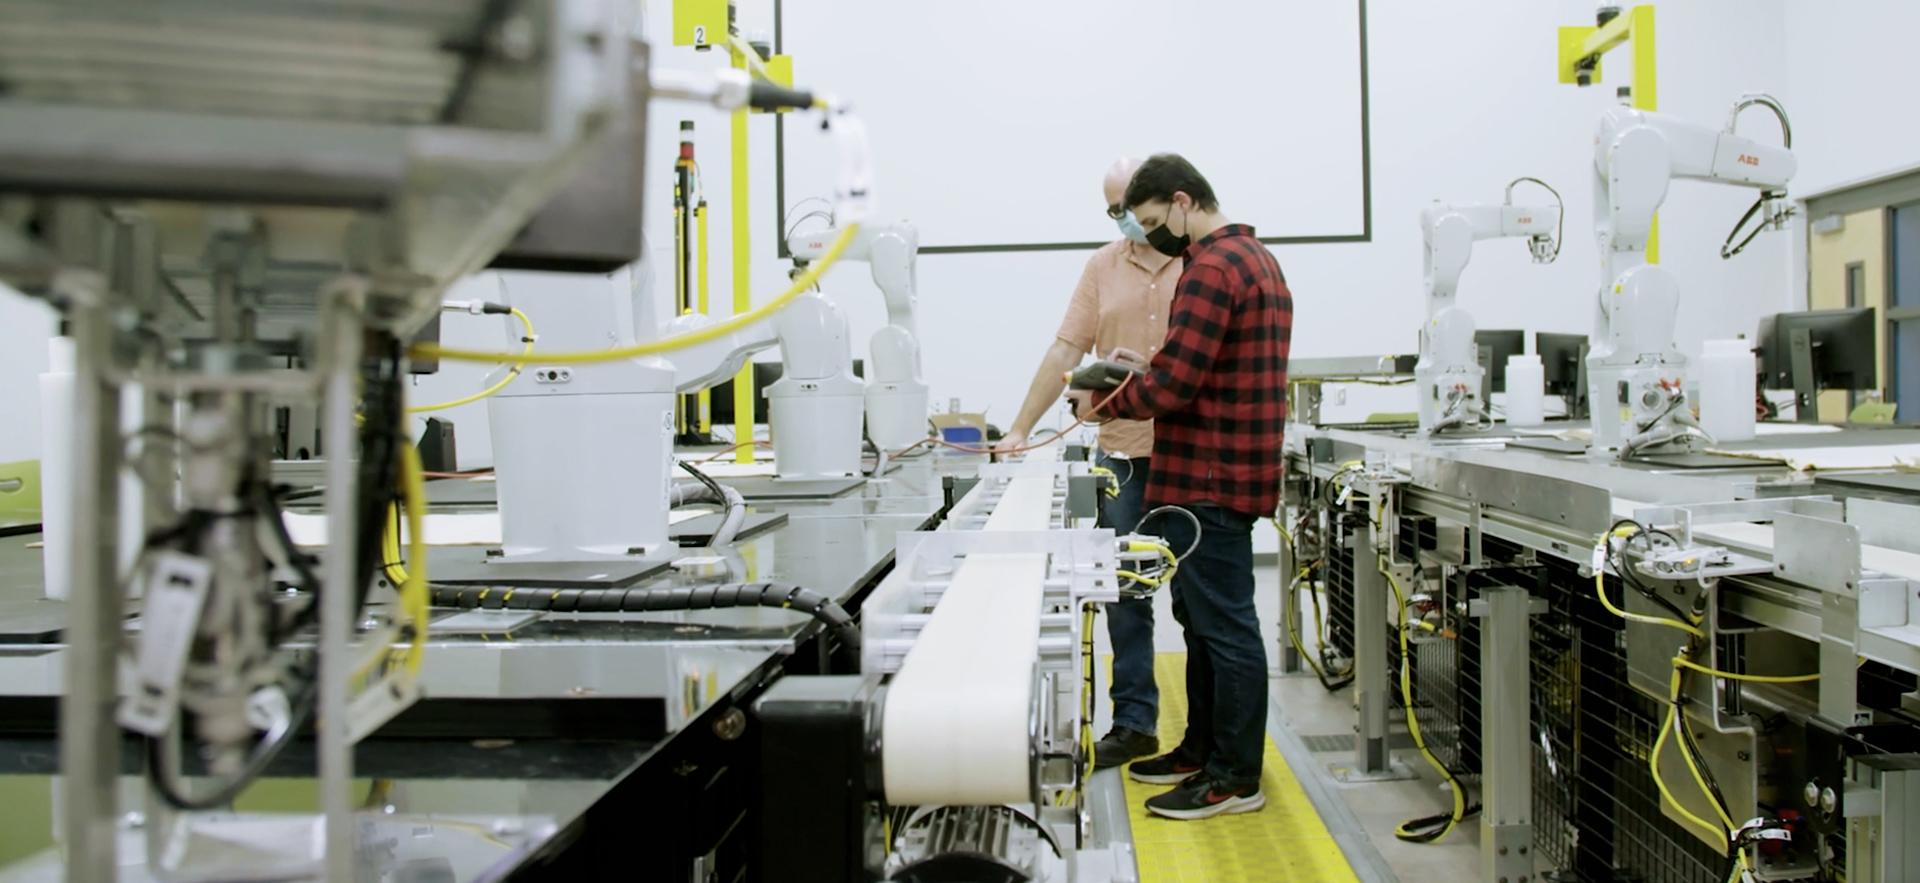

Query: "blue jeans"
left=1160, top=503, right=1266, bottom=787
left=1097, top=455, right=1158, bottom=736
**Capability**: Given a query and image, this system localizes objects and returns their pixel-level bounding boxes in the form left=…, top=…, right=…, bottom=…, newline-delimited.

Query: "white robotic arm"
left=1414, top=181, right=1561, bottom=435
left=1588, top=94, right=1794, bottom=456
left=662, top=292, right=865, bottom=481
left=489, top=263, right=864, bottom=564
left=788, top=221, right=930, bottom=450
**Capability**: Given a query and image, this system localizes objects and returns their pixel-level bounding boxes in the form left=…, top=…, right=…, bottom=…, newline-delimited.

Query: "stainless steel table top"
left=0, top=450, right=992, bottom=874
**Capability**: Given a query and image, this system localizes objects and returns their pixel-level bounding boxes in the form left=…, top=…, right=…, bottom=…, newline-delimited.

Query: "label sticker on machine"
left=118, top=551, right=215, bottom=737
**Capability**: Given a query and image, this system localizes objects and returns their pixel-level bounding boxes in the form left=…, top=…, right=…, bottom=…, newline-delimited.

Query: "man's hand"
left=1065, top=389, right=1098, bottom=422
left=1106, top=347, right=1149, bottom=371
left=992, top=431, right=1029, bottom=455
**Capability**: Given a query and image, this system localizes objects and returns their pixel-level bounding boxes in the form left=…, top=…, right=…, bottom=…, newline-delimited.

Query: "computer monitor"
left=1756, top=308, right=1877, bottom=422
left=1535, top=332, right=1589, bottom=418
left=1474, top=329, right=1526, bottom=393
left=707, top=359, right=865, bottom=426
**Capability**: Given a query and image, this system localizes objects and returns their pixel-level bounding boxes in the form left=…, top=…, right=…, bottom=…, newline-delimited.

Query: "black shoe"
left=1093, top=727, right=1159, bottom=770
left=1144, top=775, right=1266, bottom=820
left=1127, top=748, right=1206, bottom=785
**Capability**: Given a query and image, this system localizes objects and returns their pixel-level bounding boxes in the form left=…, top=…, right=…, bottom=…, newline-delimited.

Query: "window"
left=1895, top=321, right=1919, bottom=423
left=1846, top=262, right=1866, bottom=308
left=1893, top=203, right=1920, bottom=419
left=1896, top=203, right=1920, bottom=308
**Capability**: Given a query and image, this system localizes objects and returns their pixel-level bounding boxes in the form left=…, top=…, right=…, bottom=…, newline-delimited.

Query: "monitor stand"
left=1790, top=327, right=1820, bottom=423
left=1478, top=343, right=1494, bottom=411
left=1571, top=342, right=1591, bottom=420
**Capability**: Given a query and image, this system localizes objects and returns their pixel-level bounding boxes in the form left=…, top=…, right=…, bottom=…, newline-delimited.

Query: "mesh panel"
left=1401, top=516, right=1476, bottom=778
left=1326, top=516, right=1357, bottom=664
left=1488, top=536, right=1727, bottom=882
left=1310, top=503, right=1919, bottom=882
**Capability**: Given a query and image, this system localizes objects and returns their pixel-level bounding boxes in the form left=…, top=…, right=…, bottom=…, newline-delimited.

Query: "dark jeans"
left=1097, top=455, right=1158, bottom=736
left=1161, top=503, right=1265, bottom=787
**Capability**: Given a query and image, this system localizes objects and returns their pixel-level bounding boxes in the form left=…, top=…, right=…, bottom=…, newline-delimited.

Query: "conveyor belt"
left=1124, top=653, right=1359, bottom=883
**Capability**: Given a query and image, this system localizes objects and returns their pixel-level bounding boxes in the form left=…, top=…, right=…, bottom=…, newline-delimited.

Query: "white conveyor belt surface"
left=881, top=470, right=1057, bottom=805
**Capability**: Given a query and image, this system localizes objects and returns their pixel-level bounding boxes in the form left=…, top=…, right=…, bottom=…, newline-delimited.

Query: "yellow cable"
left=1382, top=557, right=1468, bottom=842
left=1591, top=537, right=1706, bottom=639
left=376, top=450, right=431, bottom=675
left=1672, top=656, right=1820, bottom=684
left=382, top=502, right=407, bottom=589
left=1651, top=673, right=1735, bottom=845
left=412, top=225, right=860, bottom=365
left=1124, top=540, right=1179, bottom=562
left=1284, top=566, right=1339, bottom=682
left=1307, top=564, right=1349, bottom=677
left=1077, top=604, right=1097, bottom=806
left=1660, top=649, right=1818, bottom=873
left=409, top=308, right=535, bottom=413
left=1590, top=524, right=1761, bottom=860
left=397, top=442, right=429, bottom=674
left=1088, top=465, right=1120, bottom=498
left=1272, top=517, right=1352, bottom=679
left=1668, top=662, right=1737, bottom=835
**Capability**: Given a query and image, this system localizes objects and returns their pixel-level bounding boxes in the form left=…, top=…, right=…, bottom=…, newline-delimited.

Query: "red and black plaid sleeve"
left=1098, top=225, right=1292, bottom=517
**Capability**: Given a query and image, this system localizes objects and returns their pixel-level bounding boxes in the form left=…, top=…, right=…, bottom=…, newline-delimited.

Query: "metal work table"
left=1279, top=418, right=1920, bottom=883
left=0, top=450, right=983, bottom=878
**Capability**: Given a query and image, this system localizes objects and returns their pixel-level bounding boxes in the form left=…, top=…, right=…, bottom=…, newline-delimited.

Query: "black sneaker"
left=1093, top=727, right=1159, bottom=770
left=1127, top=749, right=1205, bottom=785
left=1144, top=775, right=1266, bottom=820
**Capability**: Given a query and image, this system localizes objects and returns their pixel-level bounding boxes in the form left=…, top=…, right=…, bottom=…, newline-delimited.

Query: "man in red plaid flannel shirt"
left=1069, top=153, right=1292, bottom=820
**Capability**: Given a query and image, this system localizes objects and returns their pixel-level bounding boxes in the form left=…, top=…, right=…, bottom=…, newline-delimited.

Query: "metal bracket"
left=1466, top=596, right=1550, bottom=618
left=1633, top=496, right=1843, bottom=546
left=895, top=528, right=1118, bottom=603
left=1776, top=513, right=1864, bottom=597
left=1859, top=578, right=1919, bottom=630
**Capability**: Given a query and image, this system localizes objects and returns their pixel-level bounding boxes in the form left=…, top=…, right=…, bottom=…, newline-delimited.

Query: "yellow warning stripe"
left=1123, top=653, right=1360, bottom=883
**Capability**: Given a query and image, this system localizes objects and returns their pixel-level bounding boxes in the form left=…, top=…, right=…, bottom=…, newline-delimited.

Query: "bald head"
left=1103, top=157, right=1141, bottom=209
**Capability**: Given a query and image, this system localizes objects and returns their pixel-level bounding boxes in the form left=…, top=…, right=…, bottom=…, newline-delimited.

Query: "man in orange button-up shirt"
left=997, top=157, right=1181, bottom=769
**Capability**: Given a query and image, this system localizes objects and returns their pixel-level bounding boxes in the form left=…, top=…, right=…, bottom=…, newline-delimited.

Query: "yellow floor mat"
left=1122, top=653, right=1359, bottom=883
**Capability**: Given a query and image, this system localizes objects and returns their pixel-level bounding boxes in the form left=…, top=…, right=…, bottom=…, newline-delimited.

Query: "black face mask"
left=1145, top=203, right=1190, bottom=258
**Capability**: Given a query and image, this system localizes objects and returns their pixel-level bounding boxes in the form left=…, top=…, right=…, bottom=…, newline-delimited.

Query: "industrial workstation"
left=0, top=1, right=1917, bottom=881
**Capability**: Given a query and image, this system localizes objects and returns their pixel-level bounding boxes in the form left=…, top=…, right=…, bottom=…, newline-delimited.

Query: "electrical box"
left=673, top=0, right=728, bottom=49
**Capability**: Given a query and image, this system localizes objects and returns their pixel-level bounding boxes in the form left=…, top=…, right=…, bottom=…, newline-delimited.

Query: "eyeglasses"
left=1106, top=203, right=1127, bottom=220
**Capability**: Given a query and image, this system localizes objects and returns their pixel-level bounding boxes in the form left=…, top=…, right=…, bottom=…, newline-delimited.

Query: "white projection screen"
left=774, top=0, right=1371, bottom=253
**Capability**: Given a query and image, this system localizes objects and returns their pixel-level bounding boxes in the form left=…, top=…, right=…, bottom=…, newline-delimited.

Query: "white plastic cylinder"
left=39, top=337, right=74, bottom=600
left=1698, top=338, right=1757, bottom=442
left=1504, top=354, right=1546, bottom=427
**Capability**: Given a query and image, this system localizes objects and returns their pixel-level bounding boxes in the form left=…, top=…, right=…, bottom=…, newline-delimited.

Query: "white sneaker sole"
left=1128, top=768, right=1201, bottom=786
left=1147, top=792, right=1267, bottom=820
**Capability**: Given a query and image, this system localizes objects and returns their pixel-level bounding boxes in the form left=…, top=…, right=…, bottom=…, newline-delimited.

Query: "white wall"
left=780, top=0, right=1367, bottom=247
left=9, top=1, right=1916, bottom=472
left=843, top=0, right=1799, bottom=427
left=412, top=0, right=1899, bottom=466
left=1784, top=0, right=1920, bottom=196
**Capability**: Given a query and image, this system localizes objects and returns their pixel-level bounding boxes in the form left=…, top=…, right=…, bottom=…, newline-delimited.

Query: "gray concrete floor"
left=1090, top=562, right=1483, bottom=882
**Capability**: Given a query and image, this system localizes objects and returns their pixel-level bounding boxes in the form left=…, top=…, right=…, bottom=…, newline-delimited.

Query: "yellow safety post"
left=696, top=200, right=712, bottom=435
left=672, top=0, right=728, bottom=49
left=673, top=154, right=690, bottom=437
left=729, top=41, right=754, bottom=464
left=1559, top=4, right=1659, bottom=262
